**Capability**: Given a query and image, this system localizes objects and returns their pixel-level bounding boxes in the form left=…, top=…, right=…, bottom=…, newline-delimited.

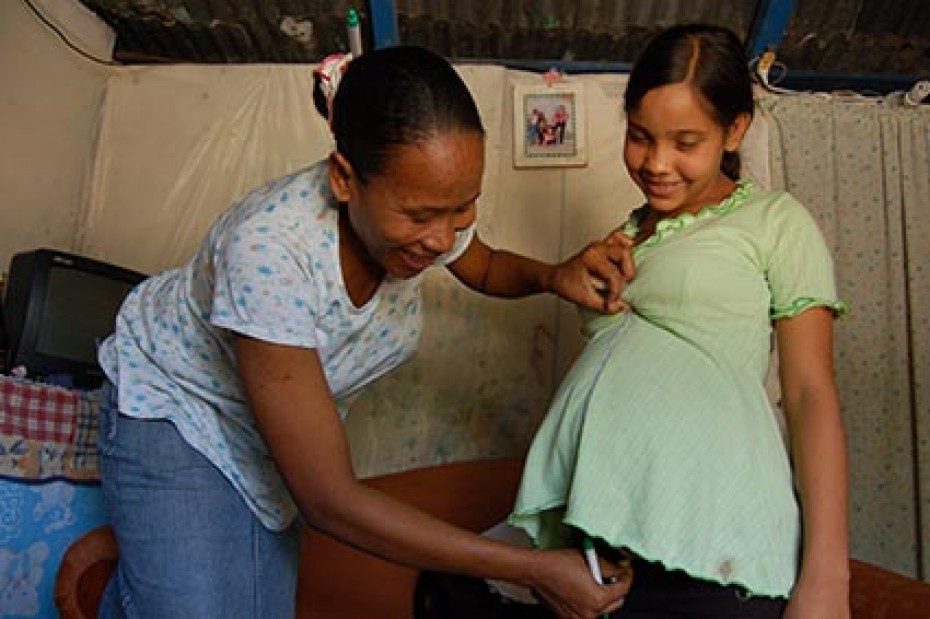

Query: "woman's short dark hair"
left=624, top=24, right=754, bottom=180
left=313, top=46, right=484, bottom=184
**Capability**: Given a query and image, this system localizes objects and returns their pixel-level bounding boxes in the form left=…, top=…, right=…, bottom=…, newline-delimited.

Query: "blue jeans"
left=97, top=382, right=300, bottom=619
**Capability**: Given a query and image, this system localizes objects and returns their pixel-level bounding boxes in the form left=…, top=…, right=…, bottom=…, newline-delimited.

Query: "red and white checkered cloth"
left=0, top=376, right=78, bottom=443
left=0, top=375, right=100, bottom=481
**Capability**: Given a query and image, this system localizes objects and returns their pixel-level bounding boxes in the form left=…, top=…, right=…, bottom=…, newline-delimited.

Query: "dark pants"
left=618, top=557, right=787, bottom=618
left=415, top=557, right=787, bottom=619
left=414, top=571, right=553, bottom=619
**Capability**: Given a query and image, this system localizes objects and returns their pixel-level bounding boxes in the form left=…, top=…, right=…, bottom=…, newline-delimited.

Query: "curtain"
left=761, top=94, right=930, bottom=578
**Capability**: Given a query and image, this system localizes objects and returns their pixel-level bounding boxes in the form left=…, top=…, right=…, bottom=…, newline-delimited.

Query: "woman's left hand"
left=550, top=231, right=635, bottom=314
left=784, top=574, right=850, bottom=619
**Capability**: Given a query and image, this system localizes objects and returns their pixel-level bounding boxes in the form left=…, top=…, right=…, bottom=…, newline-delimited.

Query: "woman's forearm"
left=787, top=397, right=850, bottom=581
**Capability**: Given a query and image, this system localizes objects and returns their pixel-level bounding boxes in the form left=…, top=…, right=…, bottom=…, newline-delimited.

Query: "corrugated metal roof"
left=77, top=0, right=358, bottom=63
left=782, top=0, right=929, bottom=75
left=74, top=0, right=929, bottom=83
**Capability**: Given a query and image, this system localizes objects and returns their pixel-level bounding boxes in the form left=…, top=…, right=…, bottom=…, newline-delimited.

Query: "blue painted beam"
left=780, top=70, right=918, bottom=95
left=747, top=0, right=796, bottom=59
left=369, top=0, right=399, bottom=49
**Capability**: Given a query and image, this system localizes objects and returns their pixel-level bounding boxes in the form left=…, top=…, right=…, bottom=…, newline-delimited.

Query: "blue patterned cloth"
left=0, top=480, right=106, bottom=618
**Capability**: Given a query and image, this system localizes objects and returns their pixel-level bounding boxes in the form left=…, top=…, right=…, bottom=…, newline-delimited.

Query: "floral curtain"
left=761, top=94, right=930, bottom=579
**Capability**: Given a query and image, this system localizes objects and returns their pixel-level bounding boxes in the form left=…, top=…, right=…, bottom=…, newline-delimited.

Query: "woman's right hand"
left=549, top=232, right=636, bottom=315
left=529, top=549, right=633, bottom=618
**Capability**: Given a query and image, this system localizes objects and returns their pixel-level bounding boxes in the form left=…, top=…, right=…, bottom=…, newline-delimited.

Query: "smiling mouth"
left=643, top=179, right=681, bottom=198
left=399, top=249, right=438, bottom=271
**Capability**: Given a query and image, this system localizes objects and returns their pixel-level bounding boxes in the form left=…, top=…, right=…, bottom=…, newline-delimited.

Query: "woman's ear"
left=724, top=112, right=752, bottom=152
left=328, top=152, right=353, bottom=203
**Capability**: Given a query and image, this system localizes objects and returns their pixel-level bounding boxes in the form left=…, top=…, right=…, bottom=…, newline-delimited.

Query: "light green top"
left=509, top=182, right=847, bottom=598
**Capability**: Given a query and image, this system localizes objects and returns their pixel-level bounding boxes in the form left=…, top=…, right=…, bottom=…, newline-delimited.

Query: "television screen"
left=36, top=267, right=138, bottom=365
left=3, top=248, right=147, bottom=386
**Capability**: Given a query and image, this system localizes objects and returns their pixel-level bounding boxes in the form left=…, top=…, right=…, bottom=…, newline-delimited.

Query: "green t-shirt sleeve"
left=766, top=194, right=848, bottom=319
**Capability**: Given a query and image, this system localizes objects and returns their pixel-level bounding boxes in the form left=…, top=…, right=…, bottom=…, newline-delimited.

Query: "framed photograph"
left=513, top=81, right=587, bottom=168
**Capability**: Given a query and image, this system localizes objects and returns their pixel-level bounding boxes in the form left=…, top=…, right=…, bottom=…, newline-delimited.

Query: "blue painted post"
left=368, top=0, right=399, bottom=49
left=747, top=0, right=796, bottom=59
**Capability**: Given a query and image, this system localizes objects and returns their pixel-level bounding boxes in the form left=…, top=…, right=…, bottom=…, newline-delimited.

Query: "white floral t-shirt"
left=98, top=160, right=475, bottom=530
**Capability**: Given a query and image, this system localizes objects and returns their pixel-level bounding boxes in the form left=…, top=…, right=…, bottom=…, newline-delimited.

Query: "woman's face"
left=334, top=131, right=484, bottom=279
left=623, top=82, right=748, bottom=218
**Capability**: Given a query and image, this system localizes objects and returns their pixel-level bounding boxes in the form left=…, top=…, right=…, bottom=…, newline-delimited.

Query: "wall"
left=0, top=1, right=111, bottom=274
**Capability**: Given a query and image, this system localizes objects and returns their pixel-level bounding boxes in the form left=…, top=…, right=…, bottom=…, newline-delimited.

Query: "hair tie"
left=315, top=53, right=353, bottom=123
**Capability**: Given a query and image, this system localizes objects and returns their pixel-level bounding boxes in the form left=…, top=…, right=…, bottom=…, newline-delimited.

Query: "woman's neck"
left=636, top=177, right=738, bottom=244
left=337, top=206, right=385, bottom=307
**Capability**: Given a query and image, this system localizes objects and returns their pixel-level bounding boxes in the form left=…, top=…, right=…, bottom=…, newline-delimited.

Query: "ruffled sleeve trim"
left=771, top=297, right=849, bottom=320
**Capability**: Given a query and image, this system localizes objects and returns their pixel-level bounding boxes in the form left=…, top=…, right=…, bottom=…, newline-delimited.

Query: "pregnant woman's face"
left=624, top=82, right=749, bottom=220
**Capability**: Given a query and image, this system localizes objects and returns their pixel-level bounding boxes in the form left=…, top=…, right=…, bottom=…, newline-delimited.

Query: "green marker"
left=347, top=7, right=363, bottom=56
left=582, top=536, right=611, bottom=619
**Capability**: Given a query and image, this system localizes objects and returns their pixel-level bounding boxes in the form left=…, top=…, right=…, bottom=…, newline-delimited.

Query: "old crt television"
left=2, top=248, right=147, bottom=386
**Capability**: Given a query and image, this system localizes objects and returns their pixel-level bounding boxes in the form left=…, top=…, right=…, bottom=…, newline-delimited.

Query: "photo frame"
left=513, top=81, right=587, bottom=168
